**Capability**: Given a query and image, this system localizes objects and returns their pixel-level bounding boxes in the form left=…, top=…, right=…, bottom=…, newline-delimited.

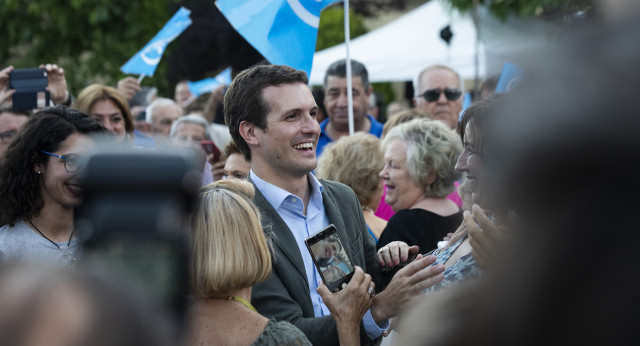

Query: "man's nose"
left=336, top=92, right=349, bottom=107
left=302, top=113, right=320, bottom=133
left=437, top=90, right=448, bottom=103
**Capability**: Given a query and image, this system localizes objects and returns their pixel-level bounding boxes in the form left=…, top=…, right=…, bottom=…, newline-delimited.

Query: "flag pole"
left=344, top=0, right=354, bottom=136
left=137, top=74, right=146, bottom=84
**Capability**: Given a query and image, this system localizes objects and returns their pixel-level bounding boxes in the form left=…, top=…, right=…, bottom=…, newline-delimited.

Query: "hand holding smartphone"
left=305, top=224, right=355, bottom=292
left=200, top=140, right=221, bottom=163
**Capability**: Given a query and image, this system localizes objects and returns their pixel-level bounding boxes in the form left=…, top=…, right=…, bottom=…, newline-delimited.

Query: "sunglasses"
left=420, top=88, right=462, bottom=102
left=40, top=150, right=84, bottom=174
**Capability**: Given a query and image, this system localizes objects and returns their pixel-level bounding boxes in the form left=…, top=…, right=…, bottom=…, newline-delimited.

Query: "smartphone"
left=200, top=140, right=221, bottom=163
left=9, top=68, right=49, bottom=111
left=305, top=224, right=355, bottom=292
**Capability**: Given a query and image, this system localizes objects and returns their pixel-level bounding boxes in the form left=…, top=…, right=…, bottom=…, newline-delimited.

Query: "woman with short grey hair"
left=376, top=118, right=463, bottom=259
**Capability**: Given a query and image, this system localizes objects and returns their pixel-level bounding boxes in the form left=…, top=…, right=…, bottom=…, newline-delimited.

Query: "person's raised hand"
left=377, top=241, right=419, bottom=269
left=0, top=66, right=15, bottom=105
left=209, top=158, right=226, bottom=182
left=116, top=76, right=141, bottom=101
left=468, top=205, right=514, bottom=270
left=370, top=254, right=445, bottom=327
left=210, top=85, right=225, bottom=104
left=40, top=64, right=68, bottom=105
left=317, top=266, right=374, bottom=346
left=317, top=266, right=374, bottom=328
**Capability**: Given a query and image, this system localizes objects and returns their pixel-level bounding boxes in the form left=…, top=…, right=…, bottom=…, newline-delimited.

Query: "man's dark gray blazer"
left=250, top=178, right=385, bottom=346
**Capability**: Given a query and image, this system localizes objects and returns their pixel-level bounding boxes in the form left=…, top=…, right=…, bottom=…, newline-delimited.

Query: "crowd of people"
left=2, top=3, right=640, bottom=344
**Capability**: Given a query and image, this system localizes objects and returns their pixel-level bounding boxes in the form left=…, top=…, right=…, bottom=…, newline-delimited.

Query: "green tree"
left=0, top=0, right=180, bottom=96
left=316, top=7, right=368, bottom=51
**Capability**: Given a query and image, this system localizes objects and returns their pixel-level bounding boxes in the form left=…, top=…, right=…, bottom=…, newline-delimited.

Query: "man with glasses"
left=413, top=65, right=465, bottom=131
left=0, top=108, right=29, bottom=159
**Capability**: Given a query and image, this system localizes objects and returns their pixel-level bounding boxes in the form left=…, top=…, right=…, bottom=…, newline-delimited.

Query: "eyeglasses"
left=40, top=150, right=84, bottom=173
left=419, top=88, right=462, bottom=102
left=0, top=130, right=17, bottom=144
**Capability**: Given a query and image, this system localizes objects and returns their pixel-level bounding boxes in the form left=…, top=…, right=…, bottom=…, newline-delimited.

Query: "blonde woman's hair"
left=382, top=118, right=462, bottom=198
left=316, top=132, right=384, bottom=208
left=189, top=180, right=271, bottom=297
left=381, top=108, right=432, bottom=139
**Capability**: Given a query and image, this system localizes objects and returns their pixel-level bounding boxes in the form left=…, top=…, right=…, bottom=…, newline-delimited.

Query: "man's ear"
left=412, top=97, right=419, bottom=108
left=239, top=121, right=259, bottom=146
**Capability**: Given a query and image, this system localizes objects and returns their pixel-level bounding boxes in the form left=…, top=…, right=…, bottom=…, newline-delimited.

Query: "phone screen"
left=305, top=224, right=354, bottom=292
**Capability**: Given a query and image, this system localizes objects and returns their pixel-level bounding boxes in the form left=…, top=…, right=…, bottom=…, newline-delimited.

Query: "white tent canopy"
left=309, top=0, right=484, bottom=85
left=309, top=0, right=560, bottom=86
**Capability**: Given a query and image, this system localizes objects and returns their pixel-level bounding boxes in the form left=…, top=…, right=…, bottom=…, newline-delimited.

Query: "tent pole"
left=344, top=0, right=354, bottom=136
left=472, top=0, right=480, bottom=97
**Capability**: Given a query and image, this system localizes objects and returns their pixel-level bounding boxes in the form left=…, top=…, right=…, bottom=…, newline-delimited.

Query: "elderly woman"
left=73, top=84, right=134, bottom=144
left=0, top=106, right=108, bottom=266
left=185, top=180, right=374, bottom=346
left=376, top=118, right=463, bottom=257
left=316, top=132, right=387, bottom=242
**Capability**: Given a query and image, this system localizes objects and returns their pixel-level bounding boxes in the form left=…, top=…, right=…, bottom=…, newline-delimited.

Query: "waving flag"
left=495, top=62, right=524, bottom=93
left=121, top=7, right=192, bottom=77
left=216, top=0, right=339, bottom=76
left=458, top=91, right=473, bottom=122
left=187, top=67, right=232, bottom=97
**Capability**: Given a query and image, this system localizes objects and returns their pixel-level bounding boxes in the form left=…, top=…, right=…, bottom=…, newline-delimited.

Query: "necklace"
left=214, top=296, right=257, bottom=312
left=26, top=218, right=76, bottom=266
left=362, top=206, right=375, bottom=215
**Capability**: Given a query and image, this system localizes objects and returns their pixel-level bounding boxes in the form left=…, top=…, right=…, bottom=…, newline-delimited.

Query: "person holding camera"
left=1, top=64, right=72, bottom=111
left=0, top=106, right=109, bottom=266
left=185, top=180, right=373, bottom=346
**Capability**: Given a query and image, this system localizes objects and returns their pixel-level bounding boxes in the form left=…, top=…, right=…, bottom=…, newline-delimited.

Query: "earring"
left=37, top=171, right=41, bottom=174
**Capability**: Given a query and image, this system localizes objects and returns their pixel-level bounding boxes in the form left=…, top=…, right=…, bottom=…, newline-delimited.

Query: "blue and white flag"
left=216, top=0, right=339, bottom=77
left=495, top=62, right=524, bottom=93
left=459, top=91, right=473, bottom=122
left=187, top=67, right=232, bottom=97
left=121, top=7, right=192, bottom=77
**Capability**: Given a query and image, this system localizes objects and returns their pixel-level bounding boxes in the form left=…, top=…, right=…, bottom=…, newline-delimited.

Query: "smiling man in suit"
left=224, top=64, right=445, bottom=346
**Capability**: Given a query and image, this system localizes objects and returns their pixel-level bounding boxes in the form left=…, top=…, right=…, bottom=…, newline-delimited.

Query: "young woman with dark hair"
left=0, top=106, right=109, bottom=266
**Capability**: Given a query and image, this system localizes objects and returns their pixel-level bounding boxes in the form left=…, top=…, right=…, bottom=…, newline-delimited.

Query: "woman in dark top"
left=377, top=119, right=463, bottom=256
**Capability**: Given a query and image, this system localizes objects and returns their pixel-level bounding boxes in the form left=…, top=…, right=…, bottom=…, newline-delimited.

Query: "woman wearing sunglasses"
left=0, top=106, right=108, bottom=266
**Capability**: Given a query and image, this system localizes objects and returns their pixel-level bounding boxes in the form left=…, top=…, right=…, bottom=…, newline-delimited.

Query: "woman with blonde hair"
left=73, top=84, right=134, bottom=144
left=185, top=180, right=374, bottom=346
left=316, top=132, right=387, bottom=242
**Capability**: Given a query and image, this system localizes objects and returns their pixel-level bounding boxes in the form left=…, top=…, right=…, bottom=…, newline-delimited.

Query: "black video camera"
left=75, top=145, right=201, bottom=342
